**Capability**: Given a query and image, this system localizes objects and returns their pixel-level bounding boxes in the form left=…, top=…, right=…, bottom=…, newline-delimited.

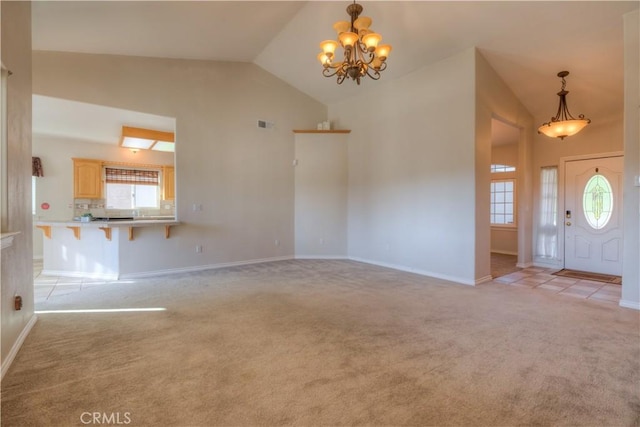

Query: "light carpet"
left=2, top=260, right=639, bottom=426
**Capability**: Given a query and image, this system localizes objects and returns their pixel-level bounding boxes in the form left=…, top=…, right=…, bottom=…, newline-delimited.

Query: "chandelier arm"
left=322, top=67, right=342, bottom=78
left=364, top=67, right=381, bottom=80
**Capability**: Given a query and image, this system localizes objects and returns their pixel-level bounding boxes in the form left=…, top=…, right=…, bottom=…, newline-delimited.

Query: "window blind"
left=105, top=168, right=159, bottom=185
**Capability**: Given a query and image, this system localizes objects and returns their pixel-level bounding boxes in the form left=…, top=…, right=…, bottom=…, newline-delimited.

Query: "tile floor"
left=492, top=266, right=622, bottom=304
left=33, top=260, right=123, bottom=305
left=33, top=260, right=623, bottom=306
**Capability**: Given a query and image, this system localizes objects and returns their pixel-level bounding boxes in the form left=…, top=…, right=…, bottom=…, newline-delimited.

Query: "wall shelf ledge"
left=1, top=231, right=21, bottom=250
left=292, top=130, right=351, bottom=134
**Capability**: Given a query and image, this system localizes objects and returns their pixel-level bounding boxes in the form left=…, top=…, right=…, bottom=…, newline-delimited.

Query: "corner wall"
left=621, top=10, right=639, bottom=309
left=1, top=1, right=35, bottom=377
left=331, top=49, right=478, bottom=285
left=475, top=50, right=535, bottom=277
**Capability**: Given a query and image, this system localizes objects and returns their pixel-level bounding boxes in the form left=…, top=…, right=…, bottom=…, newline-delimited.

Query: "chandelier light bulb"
left=339, top=31, right=359, bottom=47
left=362, top=33, right=382, bottom=52
left=375, top=44, right=392, bottom=60
left=333, top=21, right=350, bottom=35
left=353, top=16, right=372, bottom=31
left=320, top=40, right=339, bottom=57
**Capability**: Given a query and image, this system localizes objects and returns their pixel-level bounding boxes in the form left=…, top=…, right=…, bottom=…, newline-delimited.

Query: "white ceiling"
left=32, top=1, right=639, bottom=139
left=32, top=95, right=175, bottom=144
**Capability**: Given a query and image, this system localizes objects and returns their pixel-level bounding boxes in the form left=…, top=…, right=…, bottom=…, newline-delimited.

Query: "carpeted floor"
left=2, top=260, right=639, bottom=426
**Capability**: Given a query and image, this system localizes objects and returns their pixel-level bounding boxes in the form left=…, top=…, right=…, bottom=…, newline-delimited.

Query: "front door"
left=564, top=156, right=623, bottom=276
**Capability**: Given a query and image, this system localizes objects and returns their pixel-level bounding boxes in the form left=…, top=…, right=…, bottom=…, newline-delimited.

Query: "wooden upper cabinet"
left=73, top=158, right=103, bottom=199
left=162, top=166, right=175, bottom=201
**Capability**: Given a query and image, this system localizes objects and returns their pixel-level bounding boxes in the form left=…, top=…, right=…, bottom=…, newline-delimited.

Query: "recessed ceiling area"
left=32, top=95, right=176, bottom=145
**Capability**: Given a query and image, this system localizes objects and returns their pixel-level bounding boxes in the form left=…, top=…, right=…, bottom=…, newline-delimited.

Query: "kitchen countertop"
left=36, top=219, right=180, bottom=228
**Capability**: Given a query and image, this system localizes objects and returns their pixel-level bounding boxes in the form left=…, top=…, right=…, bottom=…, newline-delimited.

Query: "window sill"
left=491, top=225, right=517, bottom=230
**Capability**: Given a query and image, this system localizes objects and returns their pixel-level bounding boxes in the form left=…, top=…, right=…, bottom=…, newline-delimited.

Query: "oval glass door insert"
left=582, top=174, right=613, bottom=230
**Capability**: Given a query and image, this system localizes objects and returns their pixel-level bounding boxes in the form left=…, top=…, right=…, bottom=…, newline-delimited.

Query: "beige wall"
left=294, top=133, right=348, bottom=258
left=621, top=10, right=639, bottom=309
left=331, top=49, right=478, bottom=284
left=33, top=51, right=326, bottom=276
left=492, top=143, right=518, bottom=167
left=1, top=1, right=35, bottom=376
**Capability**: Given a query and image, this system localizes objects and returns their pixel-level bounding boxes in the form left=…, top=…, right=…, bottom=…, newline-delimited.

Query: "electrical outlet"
left=275, top=239, right=280, bottom=246
left=195, top=245, right=203, bottom=253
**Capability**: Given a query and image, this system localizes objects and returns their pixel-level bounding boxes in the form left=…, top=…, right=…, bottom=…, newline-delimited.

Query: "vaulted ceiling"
left=32, top=1, right=638, bottom=133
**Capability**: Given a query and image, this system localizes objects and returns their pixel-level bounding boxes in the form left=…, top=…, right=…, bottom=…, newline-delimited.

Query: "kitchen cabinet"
left=162, top=166, right=175, bottom=200
left=73, top=158, right=103, bottom=199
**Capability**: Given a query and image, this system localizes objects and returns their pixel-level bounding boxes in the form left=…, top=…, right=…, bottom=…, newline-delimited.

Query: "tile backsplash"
left=74, top=198, right=175, bottom=218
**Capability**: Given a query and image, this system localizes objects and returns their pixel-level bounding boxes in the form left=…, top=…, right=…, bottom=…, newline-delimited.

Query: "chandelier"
left=317, top=1, right=392, bottom=85
left=538, top=71, right=591, bottom=140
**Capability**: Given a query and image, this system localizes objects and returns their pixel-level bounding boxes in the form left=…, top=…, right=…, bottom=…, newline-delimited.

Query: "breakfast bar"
left=36, top=219, right=179, bottom=279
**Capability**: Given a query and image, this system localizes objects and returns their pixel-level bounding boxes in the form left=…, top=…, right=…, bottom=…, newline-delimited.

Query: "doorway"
left=563, top=155, right=623, bottom=276
left=490, top=118, right=521, bottom=279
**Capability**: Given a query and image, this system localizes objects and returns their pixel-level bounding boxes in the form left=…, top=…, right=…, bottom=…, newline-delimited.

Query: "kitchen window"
left=105, top=167, right=160, bottom=209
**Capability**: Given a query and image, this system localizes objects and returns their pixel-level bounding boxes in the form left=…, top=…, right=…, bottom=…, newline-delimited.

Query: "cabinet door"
left=73, top=159, right=103, bottom=199
left=162, top=166, right=175, bottom=200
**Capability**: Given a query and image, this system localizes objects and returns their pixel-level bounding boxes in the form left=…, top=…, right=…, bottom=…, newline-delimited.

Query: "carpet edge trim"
left=1, top=314, right=38, bottom=380
left=619, top=299, right=640, bottom=311
left=349, top=256, right=476, bottom=286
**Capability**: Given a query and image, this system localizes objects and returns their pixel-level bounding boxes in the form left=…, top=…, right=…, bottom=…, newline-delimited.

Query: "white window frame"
left=104, top=166, right=162, bottom=210
left=490, top=164, right=517, bottom=228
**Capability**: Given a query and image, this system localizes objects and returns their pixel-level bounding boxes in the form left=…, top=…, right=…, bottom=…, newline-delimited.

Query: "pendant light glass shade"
left=538, top=71, right=591, bottom=140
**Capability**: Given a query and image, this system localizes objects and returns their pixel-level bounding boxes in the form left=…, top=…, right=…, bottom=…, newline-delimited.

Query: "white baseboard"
left=516, top=261, right=534, bottom=269
left=1, top=314, right=38, bottom=380
left=41, top=270, right=118, bottom=281
left=348, top=256, right=477, bottom=286
left=619, top=300, right=640, bottom=311
left=119, top=255, right=294, bottom=279
left=295, top=255, right=348, bottom=260
left=475, top=275, right=493, bottom=284
left=491, top=250, right=518, bottom=256
left=32, top=255, right=43, bottom=261
left=533, top=258, right=563, bottom=270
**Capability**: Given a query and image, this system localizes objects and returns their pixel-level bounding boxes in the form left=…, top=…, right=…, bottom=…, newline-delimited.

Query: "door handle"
left=566, top=221, right=572, bottom=226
